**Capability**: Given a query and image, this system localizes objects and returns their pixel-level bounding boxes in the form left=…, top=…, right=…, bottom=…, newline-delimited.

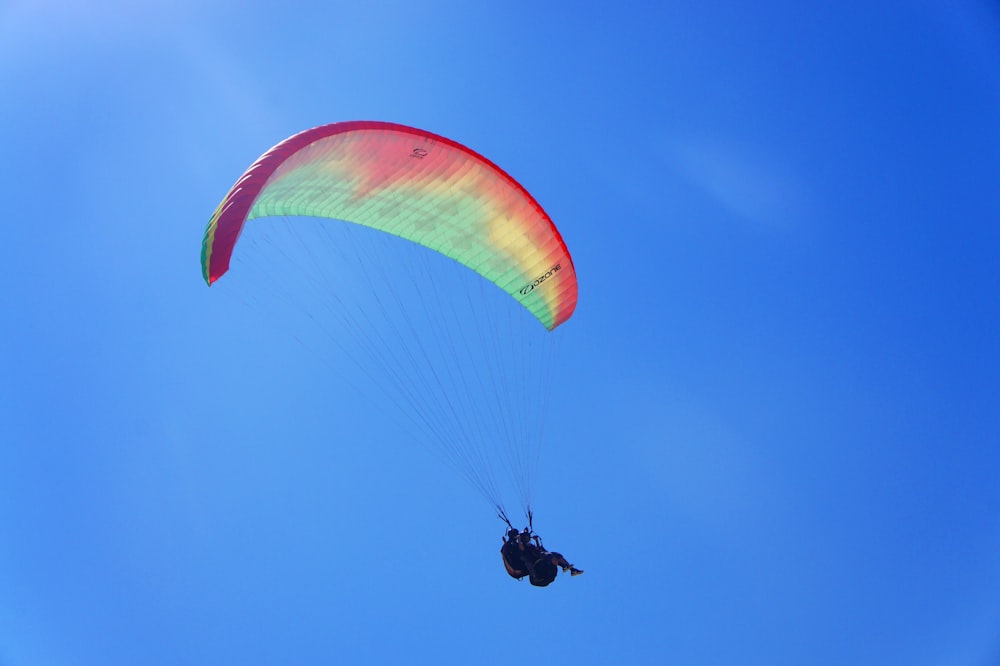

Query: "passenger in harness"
left=500, top=526, right=583, bottom=587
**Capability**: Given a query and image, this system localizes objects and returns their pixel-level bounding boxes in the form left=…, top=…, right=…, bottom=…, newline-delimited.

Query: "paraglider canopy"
left=201, top=120, right=577, bottom=330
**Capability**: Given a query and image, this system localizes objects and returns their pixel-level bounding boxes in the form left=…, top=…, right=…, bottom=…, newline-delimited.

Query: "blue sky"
left=2, top=1, right=999, bottom=664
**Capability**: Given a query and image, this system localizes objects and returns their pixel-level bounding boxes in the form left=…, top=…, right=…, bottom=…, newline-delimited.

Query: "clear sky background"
left=2, top=1, right=999, bottom=664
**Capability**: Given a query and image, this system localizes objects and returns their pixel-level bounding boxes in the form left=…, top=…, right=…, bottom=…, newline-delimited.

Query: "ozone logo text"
left=519, top=263, right=562, bottom=296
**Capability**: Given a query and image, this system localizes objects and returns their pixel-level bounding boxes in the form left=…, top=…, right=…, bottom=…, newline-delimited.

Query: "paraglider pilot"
left=501, top=526, right=583, bottom=587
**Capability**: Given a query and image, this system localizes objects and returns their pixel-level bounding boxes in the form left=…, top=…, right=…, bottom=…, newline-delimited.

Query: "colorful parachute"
left=201, top=121, right=577, bottom=513
left=202, top=121, right=577, bottom=330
